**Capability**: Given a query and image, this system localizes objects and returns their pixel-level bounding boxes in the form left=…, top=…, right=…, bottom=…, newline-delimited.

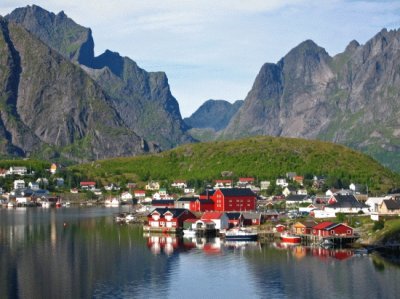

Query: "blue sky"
left=1, top=0, right=400, bottom=117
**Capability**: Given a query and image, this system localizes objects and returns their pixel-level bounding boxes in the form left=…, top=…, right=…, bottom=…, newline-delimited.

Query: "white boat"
left=224, top=227, right=258, bottom=241
left=41, top=201, right=51, bottom=208
left=125, top=213, right=137, bottom=223
left=7, top=202, right=15, bottom=208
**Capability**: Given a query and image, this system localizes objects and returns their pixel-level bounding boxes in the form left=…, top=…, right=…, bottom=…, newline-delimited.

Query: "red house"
left=212, top=188, right=256, bottom=212
left=151, top=199, right=175, bottom=208
left=147, top=208, right=196, bottom=229
left=176, top=196, right=214, bottom=212
left=312, top=221, right=354, bottom=237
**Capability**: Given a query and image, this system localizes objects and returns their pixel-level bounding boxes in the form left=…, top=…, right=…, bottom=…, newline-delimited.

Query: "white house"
left=200, top=212, right=229, bottom=230
left=325, top=194, right=369, bottom=214
left=134, top=190, right=146, bottom=198
left=121, top=192, right=133, bottom=201
left=171, top=180, right=187, bottom=189
left=9, top=166, right=27, bottom=176
left=365, top=196, right=392, bottom=213
left=184, top=187, right=195, bottom=194
left=28, top=182, right=40, bottom=190
left=276, top=178, right=288, bottom=187
left=14, top=179, right=25, bottom=190
left=260, top=181, right=271, bottom=190
left=311, top=209, right=337, bottom=218
left=145, top=181, right=160, bottom=191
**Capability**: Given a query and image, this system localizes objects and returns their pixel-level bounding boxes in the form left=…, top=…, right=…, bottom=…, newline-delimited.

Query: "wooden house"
left=242, top=212, right=264, bottom=226
left=147, top=208, right=196, bottom=229
left=293, top=220, right=317, bottom=235
left=378, top=199, right=400, bottom=215
left=312, top=221, right=354, bottom=237
left=325, top=194, right=369, bottom=213
left=226, top=212, right=243, bottom=227
left=212, top=188, right=256, bottom=211
left=201, top=212, right=229, bottom=230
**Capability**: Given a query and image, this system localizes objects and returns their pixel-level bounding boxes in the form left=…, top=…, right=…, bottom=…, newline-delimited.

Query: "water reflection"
left=1, top=207, right=400, bottom=299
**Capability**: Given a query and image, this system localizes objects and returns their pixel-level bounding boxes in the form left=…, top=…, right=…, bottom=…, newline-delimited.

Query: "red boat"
left=280, top=232, right=301, bottom=244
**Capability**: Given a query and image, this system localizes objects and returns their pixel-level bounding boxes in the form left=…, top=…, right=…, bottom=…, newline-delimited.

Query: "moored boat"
left=105, top=198, right=121, bottom=207
left=280, top=232, right=301, bottom=244
left=224, top=227, right=258, bottom=241
left=183, top=228, right=197, bottom=237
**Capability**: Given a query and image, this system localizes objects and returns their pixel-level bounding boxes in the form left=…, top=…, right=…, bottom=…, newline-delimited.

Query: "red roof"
left=80, top=181, right=96, bottom=186
left=313, top=221, right=334, bottom=230
left=134, top=190, right=146, bottom=193
left=239, top=177, right=254, bottom=182
left=201, top=212, right=224, bottom=220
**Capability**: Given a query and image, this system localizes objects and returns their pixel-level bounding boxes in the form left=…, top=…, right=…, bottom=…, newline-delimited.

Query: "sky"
left=1, top=1, right=400, bottom=117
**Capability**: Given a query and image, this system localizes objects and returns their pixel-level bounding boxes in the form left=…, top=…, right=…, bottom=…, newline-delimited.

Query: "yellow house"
left=50, top=163, right=57, bottom=174
left=378, top=199, right=400, bottom=215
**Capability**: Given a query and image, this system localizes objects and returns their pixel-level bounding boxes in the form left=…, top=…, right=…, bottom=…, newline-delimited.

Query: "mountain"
left=71, top=136, right=400, bottom=193
left=0, top=16, right=155, bottom=162
left=184, top=99, right=243, bottom=131
left=222, top=29, right=400, bottom=172
left=5, top=5, right=193, bottom=150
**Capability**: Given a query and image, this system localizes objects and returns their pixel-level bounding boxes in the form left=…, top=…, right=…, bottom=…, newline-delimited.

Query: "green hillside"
left=70, top=136, right=400, bottom=193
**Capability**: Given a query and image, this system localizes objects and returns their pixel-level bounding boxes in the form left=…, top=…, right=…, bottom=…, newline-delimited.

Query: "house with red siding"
left=212, top=188, right=256, bottom=212
left=312, top=221, right=354, bottom=237
left=151, top=199, right=175, bottom=208
left=147, top=208, right=196, bottom=229
left=242, top=212, right=264, bottom=226
left=176, top=196, right=214, bottom=212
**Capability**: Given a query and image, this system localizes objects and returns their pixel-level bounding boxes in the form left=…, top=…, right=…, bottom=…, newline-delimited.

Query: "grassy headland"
left=69, top=136, right=400, bottom=193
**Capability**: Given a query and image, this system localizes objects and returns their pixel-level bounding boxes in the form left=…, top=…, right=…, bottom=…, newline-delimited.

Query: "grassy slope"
left=70, top=136, right=400, bottom=192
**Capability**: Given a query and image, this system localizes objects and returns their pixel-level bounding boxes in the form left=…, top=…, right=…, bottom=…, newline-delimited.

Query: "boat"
left=7, top=201, right=15, bottom=208
left=224, top=227, right=258, bottom=241
left=320, top=239, right=334, bottom=248
left=114, top=213, right=127, bottom=223
left=280, top=232, right=301, bottom=244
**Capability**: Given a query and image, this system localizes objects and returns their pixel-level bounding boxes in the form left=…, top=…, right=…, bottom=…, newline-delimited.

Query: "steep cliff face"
left=222, top=29, right=400, bottom=171
left=0, top=17, right=153, bottom=162
left=6, top=5, right=193, bottom=150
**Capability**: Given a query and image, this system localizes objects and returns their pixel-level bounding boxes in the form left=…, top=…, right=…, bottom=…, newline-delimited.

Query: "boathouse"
left=201, top=212, right=229, bottom=230
left=147, top=208, right=196, bottom=229
left=293, top=220, right=317, bottom=235
left=312, top=221, right=354, bottom=237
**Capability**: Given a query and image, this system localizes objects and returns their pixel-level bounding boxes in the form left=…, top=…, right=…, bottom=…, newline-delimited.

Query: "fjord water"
left=0, top=207, right=399, bottom=299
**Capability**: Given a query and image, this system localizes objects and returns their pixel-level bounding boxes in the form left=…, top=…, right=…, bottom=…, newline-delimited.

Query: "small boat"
left=320, top=239, right=334, bottom=248
left=125, top=213, right=137, bottom=223
left=183, top=229, right=197, bottom=237
left=224, top=227, right=258, bottom=241
left=7, top=202, right=15, bottom=208
left=280, top=232, right=301, bottom=244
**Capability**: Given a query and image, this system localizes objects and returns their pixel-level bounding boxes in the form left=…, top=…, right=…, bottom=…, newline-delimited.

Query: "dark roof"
left=149, top=208, right=193, bottom=218
left=330, top=194, right=367, bottom=208
left=225, top=212, right=242, bottom=220
left=199, top=199, right=214, bottom=204
left=286, top=194, right=308, bottom=201
left=217, top=188, right=256, bottom=197
left=177, top=196, right=199, bottom=202
left=200, top=190, right=216, bottom=196
left=383, top=199, right=400, bottom=210
left=242, top=212, right=261, bottom=219
left=151, top=200, right=175, bottom=205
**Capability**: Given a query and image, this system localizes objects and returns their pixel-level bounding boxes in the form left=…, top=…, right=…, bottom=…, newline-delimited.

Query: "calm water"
left=0, top=207, right=399, bottom=299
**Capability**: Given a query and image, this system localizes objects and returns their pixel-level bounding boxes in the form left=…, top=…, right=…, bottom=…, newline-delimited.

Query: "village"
left=1, top=164, right=400, bottom=252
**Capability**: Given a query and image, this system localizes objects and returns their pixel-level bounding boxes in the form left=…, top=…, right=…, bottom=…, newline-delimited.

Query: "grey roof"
left=242, top=212, right=262, bottom=220
left=330, top=194, right=367, bottom=208
left=177, top=196, right=199, bottom=202
left=383, top=199, right=400, bottom=210
left=149, top=208, right=193, bottom=218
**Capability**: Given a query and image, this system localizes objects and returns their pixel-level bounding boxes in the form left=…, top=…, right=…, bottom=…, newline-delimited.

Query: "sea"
left=0, top=206, right=399, bottom=299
